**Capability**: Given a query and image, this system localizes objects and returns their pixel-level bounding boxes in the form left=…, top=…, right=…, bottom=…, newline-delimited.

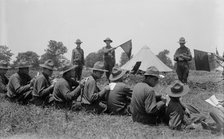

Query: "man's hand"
left=79, top=79, right=86, bottom=88
left=185, top=108, right=191, bottom=118
left=103, top=85, right=110, bottom=91
left=30, top=78, right=35, bottom=87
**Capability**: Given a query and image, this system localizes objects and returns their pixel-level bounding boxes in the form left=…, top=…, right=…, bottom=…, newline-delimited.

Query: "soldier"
left=174, top=37, right=192, bottom=83
left=51, top=63, right=84, bottom=109
left=131, top=66, right=166, bottom=125
left=0, top=60, right=10, bottom=94
left=31, top=59, right=55, bottom=106
left=102, top=37, right=116, bottom=80
left=81, top=61, right=110, bottom=114
left=106, top=67, right=132, bottom=115
left=71, top=39, right=84, bottom=81
left=7, top=61, right=34, bottom=104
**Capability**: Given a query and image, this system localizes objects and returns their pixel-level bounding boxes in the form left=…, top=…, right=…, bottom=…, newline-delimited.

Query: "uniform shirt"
left=0, top=74, right=8, bottom=93
left=52, top=77, right=80, bottom=102
left=131, top=82, right=159, bottom=120
left=32, top=73, right=53, bottom=97
left=166, top=98, right=186, bottom=130
left=7, top=72, right=31, bottom=98
left=174, top=46, right=192, bottom=62
left=107, top=82, right=132, bottom=114
left=82, top=75, right=101, bottom=104
left=102, top=46, right=115, bottom=65
left=71, top=47, right=84, bottom=65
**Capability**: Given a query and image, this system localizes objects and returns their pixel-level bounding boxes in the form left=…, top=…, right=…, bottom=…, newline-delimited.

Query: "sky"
left=0, top=0, right=224, bottom=64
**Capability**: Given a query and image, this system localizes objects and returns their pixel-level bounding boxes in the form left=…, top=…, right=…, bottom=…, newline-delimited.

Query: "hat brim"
left=90, top=68, right=108, bottom=72
left=0, top=66, right=10, bottom=69
left=61, top=65, right=78, bottom=75
left=40, top=64, right=55, bottom=70
left=109, top=70, right=127, bottom=82
left=16, top=65, right=32, bottom=69
left=144, top=73, right=159, bottom=78
left=104, top=40, right=113, bottom=43
left=166, top=84, right=189, bottom=97
left=75, top=42, right=82, bottom=44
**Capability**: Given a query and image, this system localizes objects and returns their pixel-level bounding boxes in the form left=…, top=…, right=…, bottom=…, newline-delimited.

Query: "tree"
left=85, top=49, right=105, bottom=68
left=0, top=45, right=13, bottom=63
left=13, top=51, right=39, bottom=68
left=40, top=40, right=68, bottom=68
left=120, top=52, right=130, bottom=66
left=156, top=49, right=173, bottom=68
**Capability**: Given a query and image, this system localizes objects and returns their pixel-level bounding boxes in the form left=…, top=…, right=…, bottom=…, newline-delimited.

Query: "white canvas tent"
left=121, top=46, right=173, bottom=72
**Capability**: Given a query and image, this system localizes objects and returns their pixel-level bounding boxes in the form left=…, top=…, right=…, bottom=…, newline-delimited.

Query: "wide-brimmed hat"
left=90, top=61, right=108, bottom=72
left=0, top=60, right=10, bottom=69
left=144, top=66, right=160, bottom=78
left=178, top=37, right=186, bottom=44
left=75, top=39, right=82, bottom=44
left=61, top=62, right=78, bottom=75
left=40, top=59, right=55, bottom=70
left=166, top=80, right=189, bottom=97
left=16, top=60, right=32, bottom=69
left=109, top=67, right=128, bottom=81
left=104, top=37, right=113, bottom=43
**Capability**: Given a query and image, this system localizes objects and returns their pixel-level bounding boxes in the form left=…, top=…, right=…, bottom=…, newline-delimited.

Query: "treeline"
left=0, top=41, right=203, bottom=70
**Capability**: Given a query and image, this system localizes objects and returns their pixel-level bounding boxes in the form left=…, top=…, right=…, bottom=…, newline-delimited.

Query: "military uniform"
left=107, top=82, right=132, bottom=115
left=103, top=46, right=115, bottom=80
left=71, top=47, right=84, bottom=81
left=174, top=46, right=192, bottom=83
left=131, top=82, right=166, bottom=125
left=7, top=72, right=33, bottom=104
left=0, top=74, right=8, bottom=93
left=31, top=73, right=54, bottom=106
left=52, top=77, right=80, bottom=109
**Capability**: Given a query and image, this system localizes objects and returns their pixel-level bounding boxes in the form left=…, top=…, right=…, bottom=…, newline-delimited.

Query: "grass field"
left=0, top=69, right=224, bottom=139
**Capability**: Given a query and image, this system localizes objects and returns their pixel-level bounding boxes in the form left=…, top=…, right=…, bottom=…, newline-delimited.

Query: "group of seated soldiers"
left=0, top=59, right=223, bottom=134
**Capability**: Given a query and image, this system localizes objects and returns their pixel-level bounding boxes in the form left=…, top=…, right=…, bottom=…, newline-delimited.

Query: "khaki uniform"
left=174, top=46, right=192, bottom=83
left=31, top=73, right=54, bottom=106
left=52, top=77, right=80, bottom=109
left=71, top=47, right=84, bottom=80
left=107, top=82, right=132, bottom=115
left=0, top=74, right=8, bottom=93
left=81, top=75, right=107, bottom=113
left=103, top=46, right=115, bottom=79
left=131, top=82, right=165, bottom=125
left=7, top=72, right=32, bottom=104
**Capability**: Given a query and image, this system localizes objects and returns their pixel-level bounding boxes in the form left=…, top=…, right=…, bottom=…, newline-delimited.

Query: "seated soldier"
left=7, top=61, right=34, bottom=104
left=165, top=80, right=206, bottom=130
left=131, top=66, right=166, bottom=125
left=51, top=62, right=83, bottom=109
left=107, top=67, right=132, bottom=115
left=31, top=59, right=55, bottom=106
left=0, top=60, right=10, bottom=94
left=81, top=61, right=110, bottom=114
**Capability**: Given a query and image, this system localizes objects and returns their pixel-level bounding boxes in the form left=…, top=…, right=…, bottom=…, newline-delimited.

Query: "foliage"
left=119, top=52, right=130, bottom=66
left=156, top=49, right=173, bottom=69
left=85, top=49, right=104, bottom=68
left=40, top=40, right=68, bottom=68
left=13, top=51, right=39, bottom=68
left=0, top=45, right=13, bottom=63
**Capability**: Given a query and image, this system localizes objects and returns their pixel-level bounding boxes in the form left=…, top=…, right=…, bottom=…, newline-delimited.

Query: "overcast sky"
left=0, top=0, right=224, bottom=64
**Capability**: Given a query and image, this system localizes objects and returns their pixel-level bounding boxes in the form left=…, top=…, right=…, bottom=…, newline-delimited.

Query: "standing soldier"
left=174, top=37, right=192, bottom=84
left=0, top=60, right=10, bottom=94
left=71, top=39, right=84, bottom=81
left=102, top=37, right=116, bottom=80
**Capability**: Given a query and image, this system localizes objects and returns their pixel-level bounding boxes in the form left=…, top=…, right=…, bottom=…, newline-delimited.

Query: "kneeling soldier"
left=7, top=61, right=34, bottom=104
left=31, top=59, right=55, bottom=106
left=51, top=62, right=83, bottom=109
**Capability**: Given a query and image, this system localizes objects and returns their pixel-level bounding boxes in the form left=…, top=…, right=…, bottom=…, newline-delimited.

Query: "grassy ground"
left=0, top=70, right=224, bottom=139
